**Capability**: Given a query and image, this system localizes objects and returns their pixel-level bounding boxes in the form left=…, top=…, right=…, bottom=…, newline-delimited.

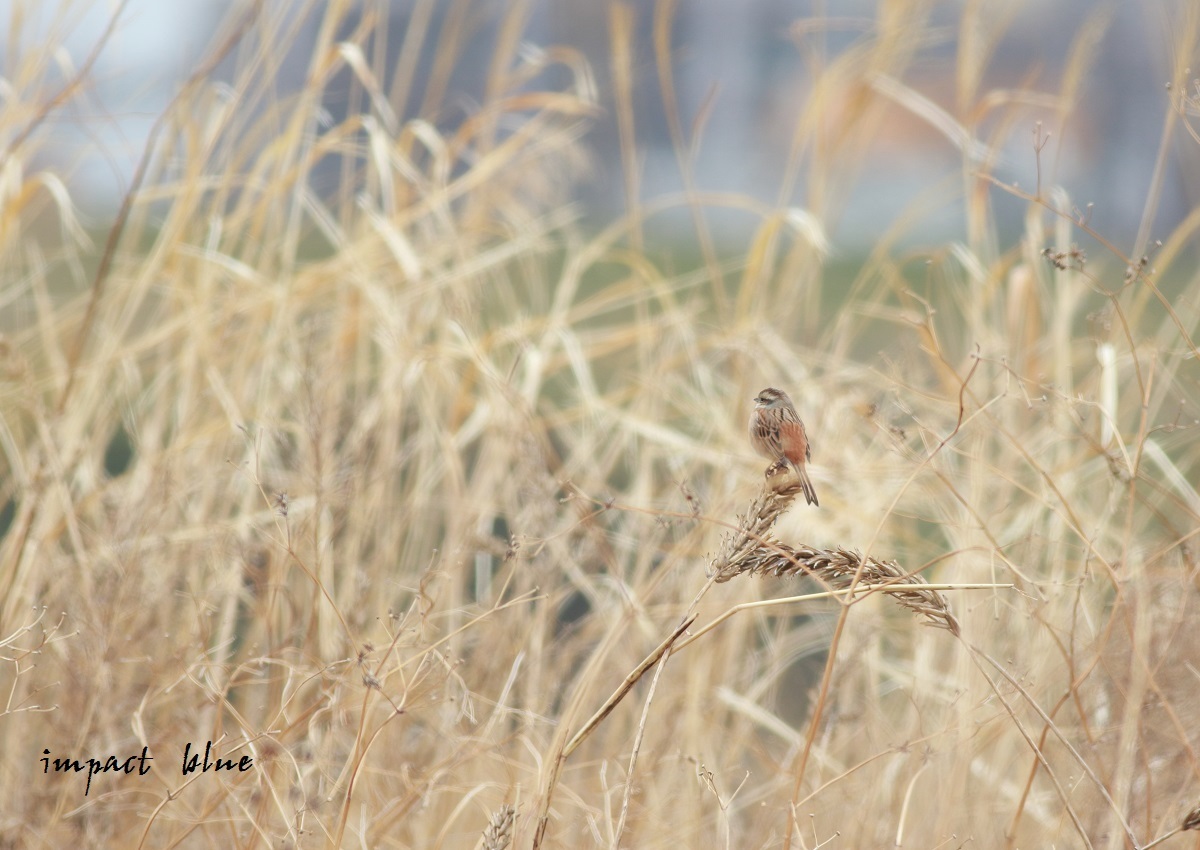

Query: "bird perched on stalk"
left=748, top=387, right=818, bottom=506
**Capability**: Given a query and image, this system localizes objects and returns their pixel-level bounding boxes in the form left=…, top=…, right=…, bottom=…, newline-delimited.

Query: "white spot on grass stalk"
left=1096, top=342, right=1116, bottom=448
left=785, top=208, right=830, bottom=257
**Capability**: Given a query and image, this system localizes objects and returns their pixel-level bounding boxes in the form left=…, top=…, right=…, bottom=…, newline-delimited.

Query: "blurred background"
left=6, top=0, right=1196, bottom=252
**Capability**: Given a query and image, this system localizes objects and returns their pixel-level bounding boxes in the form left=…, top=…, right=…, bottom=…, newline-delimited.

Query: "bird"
left=748, top=387, right=819, bottom=506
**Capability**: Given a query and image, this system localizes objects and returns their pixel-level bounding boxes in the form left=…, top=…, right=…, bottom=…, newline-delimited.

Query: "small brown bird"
left=748, top=387, right=818, bottom=506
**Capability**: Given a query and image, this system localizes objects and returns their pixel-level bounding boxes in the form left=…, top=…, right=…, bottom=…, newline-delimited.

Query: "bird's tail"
left=797, top=465, right=819, bottom=506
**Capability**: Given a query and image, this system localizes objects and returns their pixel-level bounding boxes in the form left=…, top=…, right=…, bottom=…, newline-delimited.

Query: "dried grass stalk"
left=710, top=470, right=960, bottom=635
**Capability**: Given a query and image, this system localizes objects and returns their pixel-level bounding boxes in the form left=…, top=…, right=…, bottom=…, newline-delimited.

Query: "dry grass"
left=710, top=472, right=961, bottom=634
left=2, top=1, right=1200, bottom=848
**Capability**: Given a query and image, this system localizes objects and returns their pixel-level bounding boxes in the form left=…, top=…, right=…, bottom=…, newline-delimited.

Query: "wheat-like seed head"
left=710, top=473, right=959, bottom=635
left=482, top=804, right=516, bottom=850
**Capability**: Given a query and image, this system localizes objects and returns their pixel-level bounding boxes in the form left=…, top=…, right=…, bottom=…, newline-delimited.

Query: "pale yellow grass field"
left=2, top=2, right=1199, bottom=848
